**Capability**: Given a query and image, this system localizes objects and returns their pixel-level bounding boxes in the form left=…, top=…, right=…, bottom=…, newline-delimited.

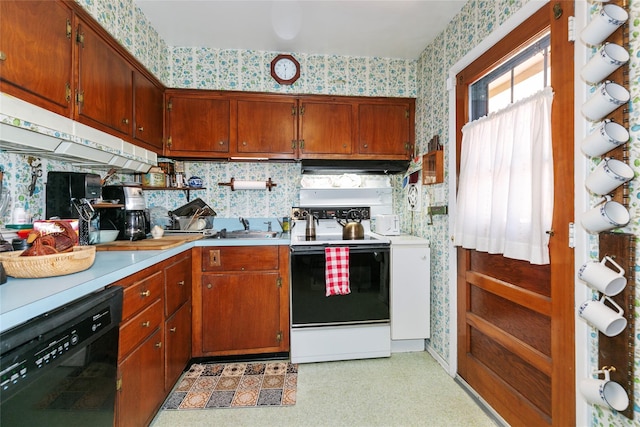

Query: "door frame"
left=445, top=0, right=580, bottom=424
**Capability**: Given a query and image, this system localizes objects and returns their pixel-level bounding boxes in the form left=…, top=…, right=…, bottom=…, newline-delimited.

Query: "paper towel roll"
left=233, top=180, right=267, bottom=190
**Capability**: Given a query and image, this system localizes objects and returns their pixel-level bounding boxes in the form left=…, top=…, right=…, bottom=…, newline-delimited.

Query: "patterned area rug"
left=162, top=361, right=297, bottom=409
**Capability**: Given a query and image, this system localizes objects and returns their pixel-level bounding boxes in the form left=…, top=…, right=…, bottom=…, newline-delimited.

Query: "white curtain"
left=454, top=87, right=554, bottom=265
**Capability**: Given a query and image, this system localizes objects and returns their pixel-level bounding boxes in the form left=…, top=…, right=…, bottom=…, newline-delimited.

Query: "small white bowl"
left=90, top=230, right=119, bottom=244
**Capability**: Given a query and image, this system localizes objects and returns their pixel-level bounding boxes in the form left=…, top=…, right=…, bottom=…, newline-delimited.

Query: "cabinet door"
left=298, top=99, right=354, bottom=157
left=165, top=302, right=191, bottom=391
left=165, top=253, right=191, bottom=317
left=0, top=1, right=73, bottom=116
left=76, top=21, right=133, bottom=137
left=201, top=272, right=284, bottom=354
left=358, top=103, right=412, bottom=158
left=391, top=245, right=430, bottom=340
left=165, top=94, right=230, bottom=156
left=116, top=328, right=164, bottom=427
left=235, top=97, right=297, bottom=158
left=133, top=70, right=164, bottom=152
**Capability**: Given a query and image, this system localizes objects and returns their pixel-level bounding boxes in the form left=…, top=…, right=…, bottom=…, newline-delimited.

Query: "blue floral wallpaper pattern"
left=2, top=0, right=639, bottom=425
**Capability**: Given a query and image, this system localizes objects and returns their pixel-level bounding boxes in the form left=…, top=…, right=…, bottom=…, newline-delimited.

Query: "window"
left=469, top=33, right=550, bottom=120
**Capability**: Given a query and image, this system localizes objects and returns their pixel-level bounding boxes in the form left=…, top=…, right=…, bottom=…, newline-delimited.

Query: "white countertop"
left=0, top=236, right=291, bottom=333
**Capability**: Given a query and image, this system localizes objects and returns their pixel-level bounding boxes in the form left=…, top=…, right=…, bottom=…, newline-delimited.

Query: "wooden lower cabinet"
left=192, top=246, right=290, bottom=357
left=112, top=251, right=192, bottom=427
left=117, top=328, right=164, bottom=427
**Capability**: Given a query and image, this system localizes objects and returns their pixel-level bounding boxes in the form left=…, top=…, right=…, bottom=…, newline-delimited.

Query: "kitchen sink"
left=215, top=230, right=281, bottom=239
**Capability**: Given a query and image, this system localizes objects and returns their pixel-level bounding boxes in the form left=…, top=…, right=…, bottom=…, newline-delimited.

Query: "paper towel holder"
left=218, top=177, right=278, bottom=191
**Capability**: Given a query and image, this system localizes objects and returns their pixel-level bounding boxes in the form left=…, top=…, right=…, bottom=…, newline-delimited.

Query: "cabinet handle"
left=242, top=141, right=248, bottom=146
left=140, top=290, right=151, bottom=297
left=155, top=342, right=162, bottom=348
left=170, top=327, right=177, bottom=333
left=363, top=143, right=368, bottom=149
left=141, top=321, right=150, bottom=328
left=138, top=126, right=144, bottom=132
left=122, top=118, right=129, bottom=125
left=177, top=280, right=185, bottom=286
left=218, top=141, right=225, bottom=146
left=207, top=283, right=212, bottom=289
left=0, top=51, right=6, bottom=61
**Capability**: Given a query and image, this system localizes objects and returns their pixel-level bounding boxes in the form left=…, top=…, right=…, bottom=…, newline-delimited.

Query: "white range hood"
left=0, top=93, right=156, bottom=172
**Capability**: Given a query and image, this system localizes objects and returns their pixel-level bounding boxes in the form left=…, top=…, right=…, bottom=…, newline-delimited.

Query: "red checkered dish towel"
left=325, top=247, right=350, bottom=296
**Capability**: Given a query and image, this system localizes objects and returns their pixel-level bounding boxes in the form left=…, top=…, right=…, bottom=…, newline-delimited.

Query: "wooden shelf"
left=140, top=186, right=205, bottom=201
left=422, top=150, right=443, bottom=185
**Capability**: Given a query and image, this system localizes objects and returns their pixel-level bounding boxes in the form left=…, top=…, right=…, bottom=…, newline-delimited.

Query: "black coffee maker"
left=99, top=184, right=149, bottom=241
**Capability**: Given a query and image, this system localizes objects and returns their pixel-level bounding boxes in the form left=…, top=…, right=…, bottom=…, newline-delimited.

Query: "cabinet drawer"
left=119, top=298, right=163, bottom=359
left=122, top=270, right=163, bottom=320
left=165, top=255, right=191, bottom=316
left=202, top=246, right=279, bottom=271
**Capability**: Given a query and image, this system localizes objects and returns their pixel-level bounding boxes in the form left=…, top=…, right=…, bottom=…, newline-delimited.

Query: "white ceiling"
left=135, top=0, right=465, bottom=60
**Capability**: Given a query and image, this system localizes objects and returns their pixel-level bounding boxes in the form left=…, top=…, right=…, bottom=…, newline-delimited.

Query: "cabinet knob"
left=140, top=290, right=151, bottom=297
left=138, top=126, right=144, bottom=132
left=177, top=280, right=185, bottom=286
left=207, top=283, right=212, bottom=289
left=219, top=141, right=225, bottom=146
left=0, top=51, right=6, bottom=61
left=363, top=143, right=368, bottom=149
left=242, top=141, right=248, bottom=146
left=155, top=342, right=162, bottom=348
left=122, top=118, right=129, bottom=125
left=170, top=327, right=177, bottom=333
left=141, top=320, right=150, bottom=328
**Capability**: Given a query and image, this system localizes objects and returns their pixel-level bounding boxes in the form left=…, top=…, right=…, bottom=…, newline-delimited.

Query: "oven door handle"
left=290, top=244, right=390, bottom=255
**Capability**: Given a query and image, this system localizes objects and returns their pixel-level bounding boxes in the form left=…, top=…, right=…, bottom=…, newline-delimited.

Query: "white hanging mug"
left=581, top=196, right=630, bottom=233
left=580, top=369, right=629, bottom=412
left=578, top=295, right=627, bottom=337
left=581, top=120, right=629, bottom=157
left=581, top=81, right=629, bottom=122
left=581, top=43, right=630, bottom=85
left=585, top=157, right=634, bottom=196
left=580, top=4, right=629, bottom=46
left=578, top=255, right=626, bottom=296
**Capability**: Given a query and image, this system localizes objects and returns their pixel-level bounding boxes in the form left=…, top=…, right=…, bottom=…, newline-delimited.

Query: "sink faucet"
left=264, top=221, right=272, bottom=231
left=239, top=217, right=250, bottom=230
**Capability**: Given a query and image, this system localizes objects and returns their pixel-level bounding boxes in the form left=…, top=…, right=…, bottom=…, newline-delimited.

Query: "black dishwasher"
left=0, top=286, right=123, bottom=426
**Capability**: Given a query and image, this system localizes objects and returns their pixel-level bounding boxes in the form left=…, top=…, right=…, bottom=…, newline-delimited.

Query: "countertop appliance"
left=289, top=188, right=393, bottom=363
left=0, top=286, right=123, bottom=426
left=99, top=185, right=149, bottom=241
left=371, top=214, right=400, bottom=236
left=45, top=172, right=101, bottom=219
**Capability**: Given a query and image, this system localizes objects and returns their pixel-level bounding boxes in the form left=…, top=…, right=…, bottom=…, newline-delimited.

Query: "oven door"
left=290, top=243, right=390, bottom=327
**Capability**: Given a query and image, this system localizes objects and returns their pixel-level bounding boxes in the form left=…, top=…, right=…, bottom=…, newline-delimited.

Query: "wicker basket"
left=0, top=246, right=96, bottom=278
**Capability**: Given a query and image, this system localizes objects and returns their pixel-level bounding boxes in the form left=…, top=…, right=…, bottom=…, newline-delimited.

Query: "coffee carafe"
left=305, top=214, right=318, bottom=240
left=125, top=210, right=147, bottom=241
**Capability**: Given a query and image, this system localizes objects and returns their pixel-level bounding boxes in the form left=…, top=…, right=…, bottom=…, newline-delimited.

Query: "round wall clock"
left=270, top=54, right=300, bottom=85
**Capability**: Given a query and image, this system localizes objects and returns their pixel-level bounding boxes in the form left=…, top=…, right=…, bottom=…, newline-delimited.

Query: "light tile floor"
left=151, top=351, right=502, bottom=427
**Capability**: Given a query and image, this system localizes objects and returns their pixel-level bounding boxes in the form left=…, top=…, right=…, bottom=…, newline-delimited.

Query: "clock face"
left=274, top=58, right=297, bottom=80
left=271, top=54, right=300, bottom=85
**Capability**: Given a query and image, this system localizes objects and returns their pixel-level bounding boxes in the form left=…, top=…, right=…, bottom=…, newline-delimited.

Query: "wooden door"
left=358, top=102, right=413, bottom=158
left=133, top=70, right=164, bottom=153
left=200, top=272, right=283, bottom=354
left=0, top=0, right=73, bottom=117
left=165, top=93, right=231, bottom=156
left=236, top=96, right=297, bottom=158
left=298, top=97, right=355, bottom=157
left=76, top=20, right=132, bottom=137
left=455, top=3, right=575, bottom=426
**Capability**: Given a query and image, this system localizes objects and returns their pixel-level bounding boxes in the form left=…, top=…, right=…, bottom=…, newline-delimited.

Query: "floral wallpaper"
left=2, top=0, right=639, bottom=425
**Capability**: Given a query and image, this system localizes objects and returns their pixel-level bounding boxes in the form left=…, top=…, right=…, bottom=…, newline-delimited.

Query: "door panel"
left=455, top=3, right=575, bottom=426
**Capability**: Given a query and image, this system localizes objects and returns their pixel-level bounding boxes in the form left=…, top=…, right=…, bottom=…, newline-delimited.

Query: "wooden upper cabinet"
left=133, top=71, right=164, bottom=152
left=358, top=101, right=414, bottom=158
left=235, top=97, right=297, bottom=159
left=298, top=98, right=355, bottom=158
left=76, top=20, right=133, bottom=137
left=165, top=91, right=231, bottom=157
left=0, top=0, right=74, bottom=117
